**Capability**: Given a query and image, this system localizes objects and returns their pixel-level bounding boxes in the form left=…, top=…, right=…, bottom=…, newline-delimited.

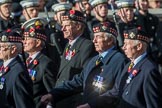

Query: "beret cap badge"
left=29, top=27, right=35, bottom=37
left=1, top=35, right=8, bottom=42
left=101, top=22, right=108, bottom=31
left=129, top=32, right=135, bottom=38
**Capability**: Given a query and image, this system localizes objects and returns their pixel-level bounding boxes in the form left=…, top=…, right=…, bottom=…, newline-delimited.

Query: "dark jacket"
left=0, top=56, right=35, bottom=108
left=50, top=48, right=128, bottom=108
left=117, top=56, right=162, bottom=108
left=27, top=53, right=58, bottom=108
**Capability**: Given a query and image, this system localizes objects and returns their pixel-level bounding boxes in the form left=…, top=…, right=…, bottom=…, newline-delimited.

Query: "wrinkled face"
left=0, top=3, right=12, bottom=18
left=23, top=7, right=39, bottom=20
left=61, top=20, right=78, bottom=40
left=149, top=0, right=161, bottom=8
left=138, top=0, right=149, bottom=10
left=0, top=43, right=12, bottom=60
left=93, top=32, right=110, bottom=53
left=122, top=39, right=138, bottom=60
left=119, top=7, right=134, bottom=22
left=22, top=37, right=38, bottom=53
left=94, top=3, right=108, bottom=17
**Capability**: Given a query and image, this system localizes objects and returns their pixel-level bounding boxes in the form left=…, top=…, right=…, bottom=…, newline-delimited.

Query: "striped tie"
left=128, top=62, right=134, bottom=73
left=26, top=57, right=32, bottom=66
left=96, top=55, right=103, bottom=66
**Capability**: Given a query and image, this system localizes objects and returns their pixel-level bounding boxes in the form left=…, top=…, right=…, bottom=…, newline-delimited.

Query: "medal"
left=0, top=77, right=5, bottom=90
left=31, top=70, right=36, bottom=81
left=28, top=69, right=37, bottom=81
left=92, top=75, right=104, bottom=88
left=0, top=73, right=2, bottom=77
left=126, top=69, right=138, bottom=84
left=0, top=84, right=3, bottom=89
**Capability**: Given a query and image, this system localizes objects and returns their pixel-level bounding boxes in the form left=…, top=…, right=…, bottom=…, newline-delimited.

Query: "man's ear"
left=136, top=42, right=143, bottom=51
left=35, top=39, right=41, bottom=47
left=107, top=37, right=114, bottom=45
left=22, top=10, right=26, bottom=16
left=11, top=45, right=17, bottom=54
left=76, top=24, right=81, bottom=30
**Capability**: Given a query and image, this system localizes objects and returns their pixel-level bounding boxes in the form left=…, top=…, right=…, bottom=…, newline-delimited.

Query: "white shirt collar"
left=3, top=57, right=16, bottom=67
left=29, top=51, right=40, bottom=62
left=133, top=52, right=147, bottom=67
left=69, top=36, right=80, bottom=47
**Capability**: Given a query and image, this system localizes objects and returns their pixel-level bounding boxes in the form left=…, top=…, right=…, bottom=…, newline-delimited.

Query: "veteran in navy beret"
left=22, top=17, right=59, bottom=108
left=110, top=26, right=162, bottom=108
left=42, top=9, right=96, bottom=108
left=0, top=29, right=35, bottom=108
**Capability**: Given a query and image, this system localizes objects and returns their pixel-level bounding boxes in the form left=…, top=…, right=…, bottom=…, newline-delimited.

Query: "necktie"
left=128, top=62, right=134, bottom=73
left=26, top=57, right=32, bottom=66
left=96, top=55, right=103, bottom=66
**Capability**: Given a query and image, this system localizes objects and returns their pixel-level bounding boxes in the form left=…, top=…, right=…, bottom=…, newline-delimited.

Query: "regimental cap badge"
left=101, top=22, right=108, bottom=31
left=1, top=35, right=8, bottom=42
left=34, top=19, right=43, bottom=27
left=29, top=26, right=35, bottom=37
left=129, top=32, right=135, bottom=38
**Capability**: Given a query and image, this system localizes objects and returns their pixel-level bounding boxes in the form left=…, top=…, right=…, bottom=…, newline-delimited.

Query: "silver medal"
left=0, top=84, right=3, bottom=89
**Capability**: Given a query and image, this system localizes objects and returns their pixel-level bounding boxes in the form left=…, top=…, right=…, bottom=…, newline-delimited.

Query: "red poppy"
left=29, top=28, right=35, bottom=33
left=4, top=67, right=9, bottom=72
left=6, top=29, right=11, bottom=33
left=69, top=10, right=75, bottom=15
left=33, top=60, right=39, bottom=65
left=71, top=49, right=76, bottom=57
left=36, top=26, right=40, bottom=29
left=132, top=70, right=138, bottom=76
left=137, top=26, right=142, bottom=30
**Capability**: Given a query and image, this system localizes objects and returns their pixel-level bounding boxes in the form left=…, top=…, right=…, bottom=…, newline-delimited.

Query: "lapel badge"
left=129, top=32, right=135, bottom=39
left=1, top=35, right=9, bottom=42
left=0, top=77, right=5, bottom=90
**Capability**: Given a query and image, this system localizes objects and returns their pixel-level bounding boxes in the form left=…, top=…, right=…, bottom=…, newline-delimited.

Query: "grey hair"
left=133, top=40, right=148, bottom=51
left=7, top=42, right=23, bottom=53
left=104, top=33, right=117, bottom=45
